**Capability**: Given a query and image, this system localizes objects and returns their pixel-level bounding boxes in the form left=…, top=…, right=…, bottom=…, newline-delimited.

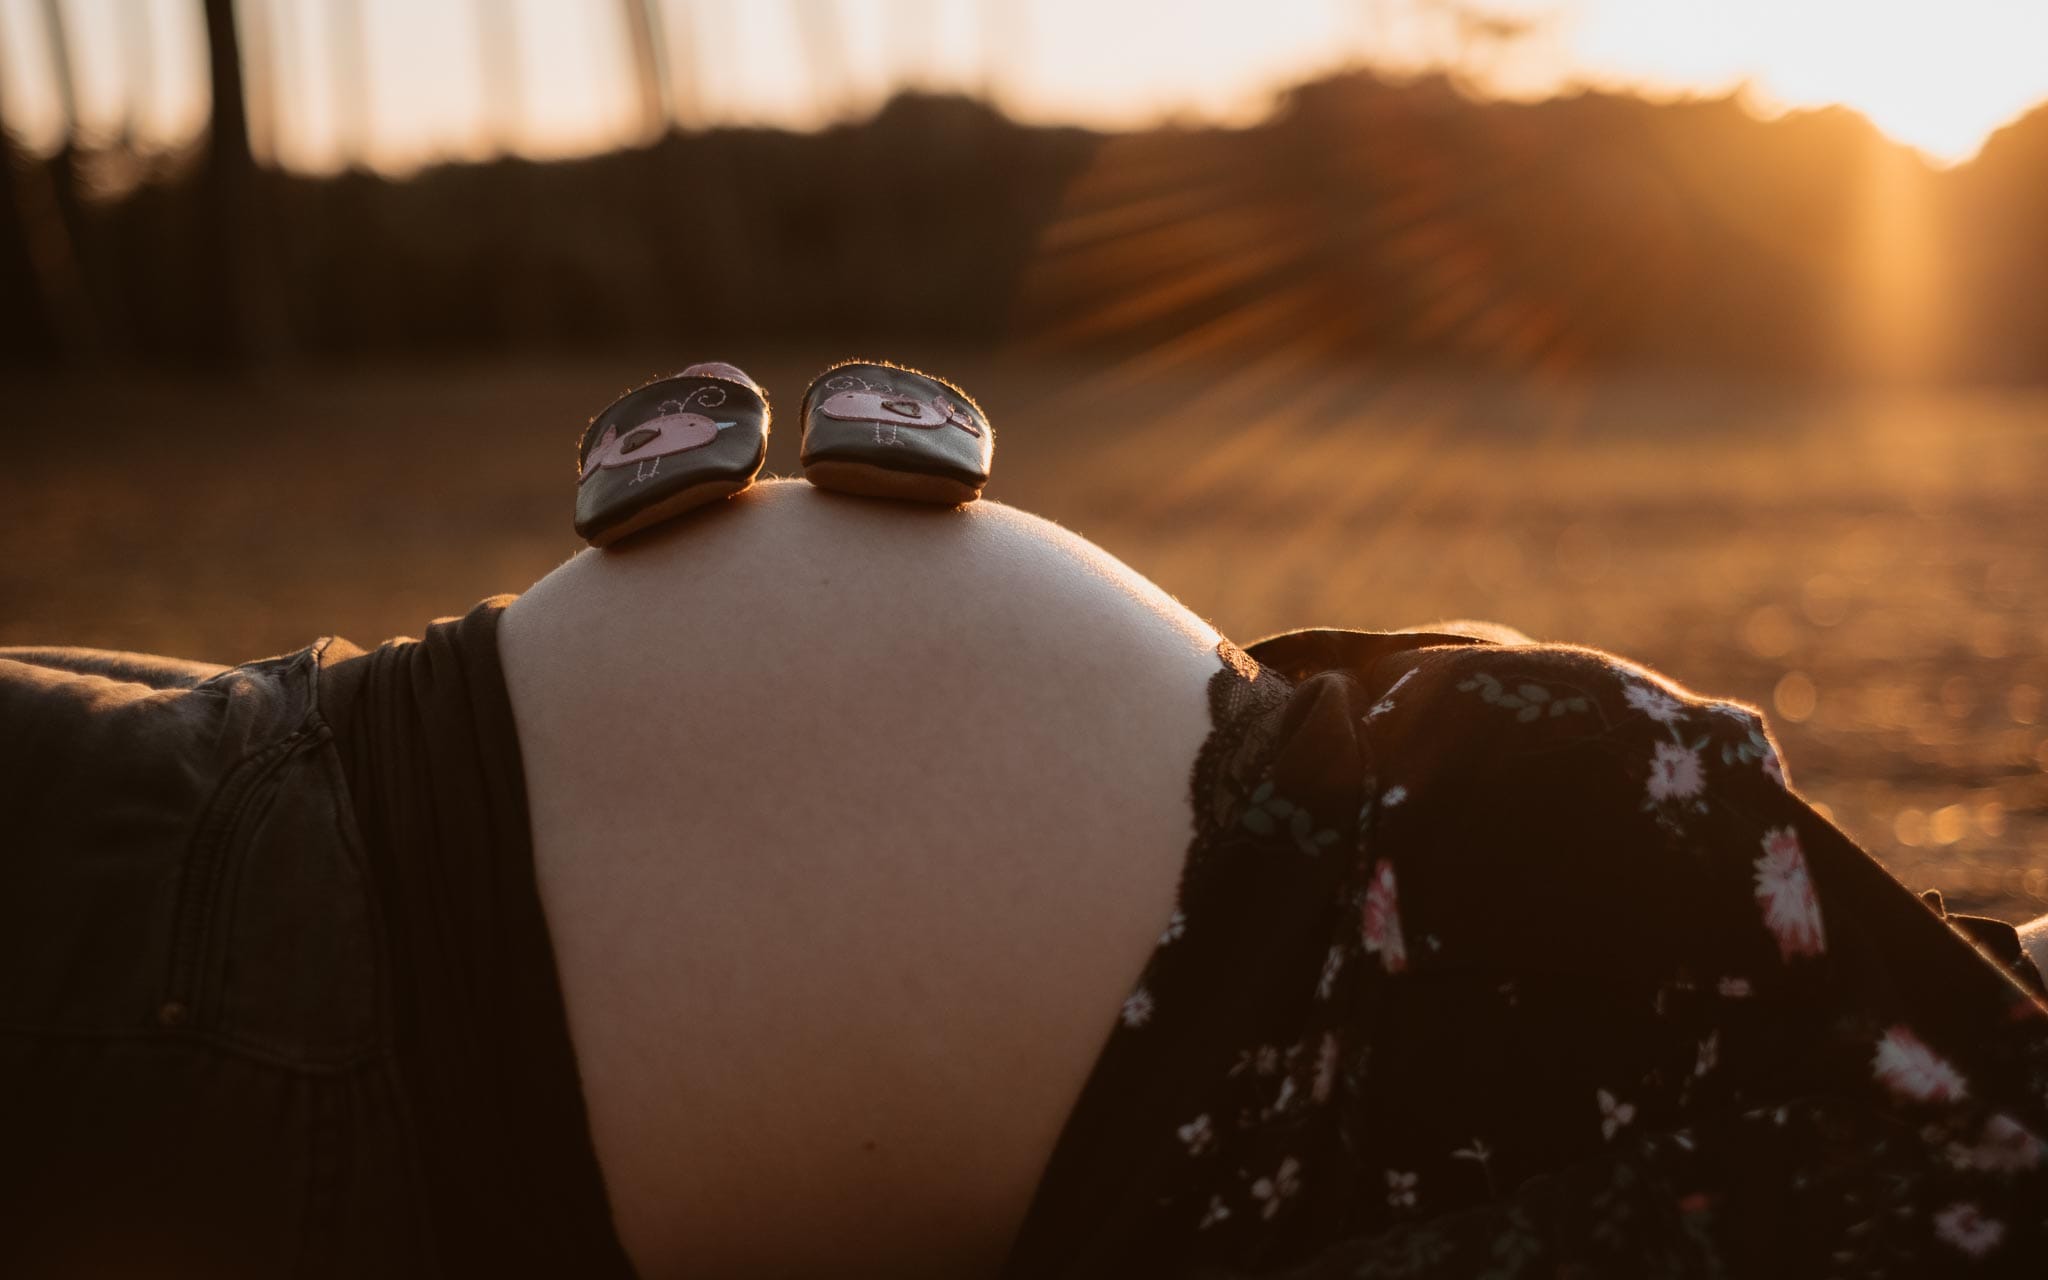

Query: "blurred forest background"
left=1, top=0, right=2044, bottom=917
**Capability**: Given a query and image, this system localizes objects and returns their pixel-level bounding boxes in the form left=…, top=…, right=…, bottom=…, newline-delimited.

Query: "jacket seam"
left=162, top=646, right=339, bottom=1038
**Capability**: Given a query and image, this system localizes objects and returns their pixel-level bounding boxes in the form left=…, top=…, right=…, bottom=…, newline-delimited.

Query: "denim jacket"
left=0, top=641, right=428, bottom=1276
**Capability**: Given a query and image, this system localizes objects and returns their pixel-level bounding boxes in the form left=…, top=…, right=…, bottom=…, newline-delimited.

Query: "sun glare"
left=0, top=1, right=2043, bottom=172
left=1557, top=0, right=2048, bottom=165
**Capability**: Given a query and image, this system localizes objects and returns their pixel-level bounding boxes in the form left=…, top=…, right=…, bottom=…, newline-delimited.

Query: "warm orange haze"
left=2, top=0, right=2046, bottom=929
left=4, top=0, right=2047, bottom=170
left=6, top=6, right=2048, bottom=1275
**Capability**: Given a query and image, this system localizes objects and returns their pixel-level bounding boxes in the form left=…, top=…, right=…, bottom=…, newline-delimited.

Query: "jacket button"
left=157, top=1000, right=188, bottom=1028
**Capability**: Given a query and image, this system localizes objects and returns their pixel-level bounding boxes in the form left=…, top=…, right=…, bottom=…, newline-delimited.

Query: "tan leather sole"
left=586, top=478, right=749, bottom=547
left=803, top=460, right=982, bottom=506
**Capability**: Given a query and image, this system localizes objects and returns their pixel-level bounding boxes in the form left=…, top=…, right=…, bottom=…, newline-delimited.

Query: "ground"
left=3, top=352, right=2043, bottom=918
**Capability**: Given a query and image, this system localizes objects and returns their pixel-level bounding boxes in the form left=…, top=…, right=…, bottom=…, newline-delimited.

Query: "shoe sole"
left=802, top=459, right=983, bottom=506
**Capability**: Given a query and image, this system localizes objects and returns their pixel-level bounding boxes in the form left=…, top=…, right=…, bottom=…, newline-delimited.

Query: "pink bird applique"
left=580, top=399, right=738, bottom=483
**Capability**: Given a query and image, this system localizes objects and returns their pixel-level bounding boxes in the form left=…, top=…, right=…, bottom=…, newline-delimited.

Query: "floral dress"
left=1001, top=629, right=2048, bottom=1278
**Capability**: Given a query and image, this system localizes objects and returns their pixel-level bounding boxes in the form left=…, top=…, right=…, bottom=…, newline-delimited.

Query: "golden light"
left=1552, top=0, right=2048, bottom=165
left=1, top=1, right=2044, bottom=172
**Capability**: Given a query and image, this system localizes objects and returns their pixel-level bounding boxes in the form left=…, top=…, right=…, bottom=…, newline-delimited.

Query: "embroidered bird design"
left=818, top=389, right=982, bottom=446
left=580, top=399, right=738, bottom=483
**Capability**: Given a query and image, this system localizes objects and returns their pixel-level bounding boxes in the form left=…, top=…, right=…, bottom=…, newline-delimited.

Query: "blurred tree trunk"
left=37, top=1, right=80, bottom=150
left=201, top=0, right=254, bottom=184
left=618, top=0, right=670, bottom=141
left=197, top=0, right=268, bottom=364
left=10, top=0, right=99, bottom=360
left=0, top=129, right=57, bottom=362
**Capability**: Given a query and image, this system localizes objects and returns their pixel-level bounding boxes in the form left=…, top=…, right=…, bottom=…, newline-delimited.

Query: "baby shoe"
left=798, top=360, right=992, bottom=504
left=574, top=362, right=769, bottom=547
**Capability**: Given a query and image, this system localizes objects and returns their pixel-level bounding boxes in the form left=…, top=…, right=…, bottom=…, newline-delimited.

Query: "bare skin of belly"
left=497, top=481, right=1223, bottom=1277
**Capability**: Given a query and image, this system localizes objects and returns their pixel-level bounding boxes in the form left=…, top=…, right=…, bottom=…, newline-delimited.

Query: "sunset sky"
left=2, top=0, right=2044, bottom=174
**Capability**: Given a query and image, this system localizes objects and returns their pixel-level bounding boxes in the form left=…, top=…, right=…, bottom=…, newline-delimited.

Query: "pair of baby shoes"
left=573, top=359, right=994, bottom=547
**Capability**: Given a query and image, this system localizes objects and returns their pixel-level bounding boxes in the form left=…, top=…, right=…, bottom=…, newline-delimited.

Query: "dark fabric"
left=319, top=598, right=635, bottom=1279
left=1003, top=632, right=2048, bottom=1278
left=0, top=636, right=422, bottom=1276
left=11, top=607, right=2046, bottom=1277
left=0, top=601, right=632, bottom=1277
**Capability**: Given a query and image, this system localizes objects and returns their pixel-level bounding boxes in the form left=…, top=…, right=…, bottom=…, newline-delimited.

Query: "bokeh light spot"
left=1929, top=804, right=1969, bottom=846
left=2024, top=869, right=2048, bottom=903
left=1893, top=807, right=1927, bottom=847
left=1743, top=605, right=1799, bottom=659
left=1774, top=670, right=1817, bottom=723
left=1974, top=799, right=2006, bottom=839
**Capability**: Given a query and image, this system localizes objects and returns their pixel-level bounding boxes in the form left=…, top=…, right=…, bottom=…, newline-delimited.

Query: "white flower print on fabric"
left=1256, top=1045, right=1282, bottom=1076
left=1272, top=1075, right=1300, bottom=1116
left=1753, top=826, right=1826, bottom=961
left=1695, top=1031, right=1720, bottom=1078
left=1873, top=1025, right=1969, bottom=1104
left=1451, top=1139, right=1499, bottom=1197
left=1933, top=1202, right=2006, bottom=1258
left=1120, top=987, right=1154, bottom=1028
left=1381, top=784, right=1408, bottom=807
left=1312, top=1032, right=1341, bottom=1105
left=1385, top=1169, right=1418, bottom=1209
left=1197, top=1195, right=1231, bottom=1231
left=1366, top=669, right=1417, bottom=721
left=1647, top=741, right=1706, bottom=803
left=1624, top=682, right=1686, bottom=725
left=1598, top=1088, right=1636, bottom=1140
left=1251, top=1156, right=1302, bottom=1220
left=1177, top=1113, right=1214, bottom=1156
left=1718, top=976, right=1752, bottom=998
left=1317, top=944, right=1345, bottom=1000
left=1158, top=908, right=1186, bottom=947
left=1945, top=1113, right=2046, bottom=1173
left=1361, top=858, right=1409, bottom=973
left=1450, top=1138, right=1493, bottom=1165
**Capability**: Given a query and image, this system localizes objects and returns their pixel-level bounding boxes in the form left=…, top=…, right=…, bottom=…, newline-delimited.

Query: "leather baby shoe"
left=798, top=360, right=992, bottom=504
left=574, top=363, right=769, bottom=547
